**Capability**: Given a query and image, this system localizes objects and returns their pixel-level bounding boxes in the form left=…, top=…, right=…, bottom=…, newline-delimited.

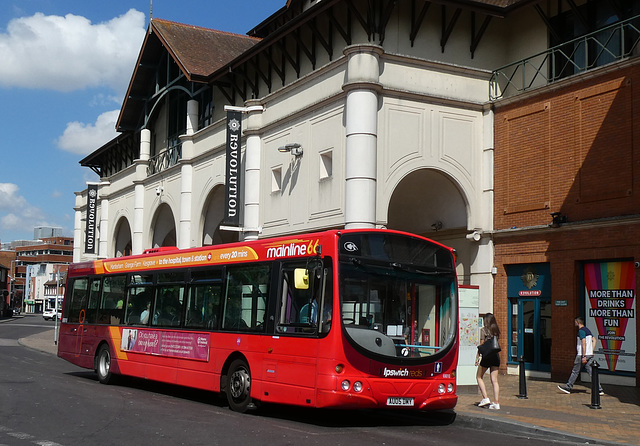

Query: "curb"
left=454, top=411, right=632, bottom=446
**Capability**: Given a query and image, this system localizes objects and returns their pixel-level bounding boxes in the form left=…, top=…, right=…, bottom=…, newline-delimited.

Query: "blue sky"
left=0, top=0, right=284, bottom=243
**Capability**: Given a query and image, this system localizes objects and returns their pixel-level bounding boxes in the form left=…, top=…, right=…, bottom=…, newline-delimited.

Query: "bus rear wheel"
left=226, top=359, right=252, bottom=413
left=96, top=345, right=113, bottom=384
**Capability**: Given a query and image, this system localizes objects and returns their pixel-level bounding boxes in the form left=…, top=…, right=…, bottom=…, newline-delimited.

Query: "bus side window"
left=126, top=287, right=152, bottom=325
left=186, top=283, right=221, bottom=329
left=98, top=275, right=126, bottom=325
left=276, top=263, right=331, bottom=335
left=153, top=286, right=183, bottom=327
left=278, top=272, right=299, bottom=326
left=125, top=273, right=154, bottom=326
left=68, top=278, right=89, bottom=323
left=86, top=279, right=101, bottom=324
left=276, top=263, right=320, bottom=333
left=223, top=265, right=269, bottom=332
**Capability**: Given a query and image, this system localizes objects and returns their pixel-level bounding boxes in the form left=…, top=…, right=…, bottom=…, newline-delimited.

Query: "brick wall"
left=495, top=64, right=640, bottom=230
left=493, top=62, right=640, bottom=383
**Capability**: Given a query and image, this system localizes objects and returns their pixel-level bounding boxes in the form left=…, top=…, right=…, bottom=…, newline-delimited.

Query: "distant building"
left=0, top=263, right=9, bottom=316
left=34, top=226, right=64, bottom=240
left=27, top=265, right=67, bottom=315
left=2, top=240, right=41, bottom=251
left=15, top=237, right=73, bottom=313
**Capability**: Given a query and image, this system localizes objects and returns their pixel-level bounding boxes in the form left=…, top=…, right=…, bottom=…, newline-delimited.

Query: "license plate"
left=386, top=397, right=414, bottom=407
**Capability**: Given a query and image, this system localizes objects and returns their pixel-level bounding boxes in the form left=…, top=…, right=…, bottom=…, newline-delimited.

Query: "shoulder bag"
left=478, top=335, right=501, bottom=356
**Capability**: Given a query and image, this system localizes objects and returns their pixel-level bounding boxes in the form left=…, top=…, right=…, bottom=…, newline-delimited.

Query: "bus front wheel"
left=226, top=359, right=252, bottom=413
left=96, top=345, right=113, bottom=384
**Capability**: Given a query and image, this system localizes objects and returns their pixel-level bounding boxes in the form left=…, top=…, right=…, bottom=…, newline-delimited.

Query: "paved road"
left=2, top=315, right=626, bottom=445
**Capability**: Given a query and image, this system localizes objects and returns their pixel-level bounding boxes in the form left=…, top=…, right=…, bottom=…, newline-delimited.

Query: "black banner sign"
left=224, top=110, right=242, bottom=226
left=85, top=183, right=98, bottom=254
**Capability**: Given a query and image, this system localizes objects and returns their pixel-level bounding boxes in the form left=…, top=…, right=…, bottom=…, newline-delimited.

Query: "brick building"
left=15, top=237, right=73, bottom=313
left=493, top=51, right=640, bottom=385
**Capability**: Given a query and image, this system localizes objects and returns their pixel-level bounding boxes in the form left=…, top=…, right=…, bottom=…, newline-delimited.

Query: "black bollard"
left=589, top=359, right=601, bottom=409
left=517, top=355, right=528, bottom=399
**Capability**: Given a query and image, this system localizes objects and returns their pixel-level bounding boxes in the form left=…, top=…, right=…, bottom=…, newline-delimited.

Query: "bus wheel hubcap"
left=100, top=352, right=110, bottom=375
left=230, top=369, right=250, bottom=399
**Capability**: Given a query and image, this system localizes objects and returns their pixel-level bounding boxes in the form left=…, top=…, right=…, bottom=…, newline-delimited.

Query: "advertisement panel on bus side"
left=120, top=328, right=210, bottom=361
left=95, top=237, right=323, bottom=275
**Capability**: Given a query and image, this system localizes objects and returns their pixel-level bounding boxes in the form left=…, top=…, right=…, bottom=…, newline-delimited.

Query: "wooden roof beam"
left=441, top=6, right=462, bottom=53
left=470, top=12, right=492, bottom=59
left=328, top=7, right=351, bottom=46
left=411, top=0, right=431, bottom=46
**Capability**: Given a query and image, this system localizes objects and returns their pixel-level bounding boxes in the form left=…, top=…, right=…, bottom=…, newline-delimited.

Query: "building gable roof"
left=116, top=18, right=260, bottom=132
left=151, top=19, right=260, bottom=81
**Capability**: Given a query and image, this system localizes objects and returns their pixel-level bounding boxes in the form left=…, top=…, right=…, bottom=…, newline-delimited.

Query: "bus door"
left=60, top=278, right=88, bottom=360
left=82, top=278, right=101, bottom=352
left=63, top=278, right=99, bottom=363
left=267, top=262, right=328, bottom=401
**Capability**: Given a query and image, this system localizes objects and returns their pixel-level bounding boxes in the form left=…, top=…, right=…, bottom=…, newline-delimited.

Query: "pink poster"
left=121, top=328, right=210, bottom=361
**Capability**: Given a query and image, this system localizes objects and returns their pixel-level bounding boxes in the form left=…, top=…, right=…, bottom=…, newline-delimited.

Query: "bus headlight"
left=353, top=381, right=363, bottom=392
left=447, top=383, right=454, bottom=393
left=438, top=383, right=446, bottom=394
left=341, top=380, right=351, bottom=391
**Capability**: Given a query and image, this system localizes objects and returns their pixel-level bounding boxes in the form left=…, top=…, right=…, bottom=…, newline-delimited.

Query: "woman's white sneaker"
left=478, top=397, right=491, bottom=407
left=488, top=403, right=500, bottom=410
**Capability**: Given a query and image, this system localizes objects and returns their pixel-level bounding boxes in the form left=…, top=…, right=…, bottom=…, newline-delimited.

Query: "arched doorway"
left=387, top=169, right=467, bottom=235
left=151, top=203, right=177, bottom=248
left=386, top=169, right=475, bottom=285
left=113, top=217, right=132, bottom=257
left=202, top=185, right=238, bottom=246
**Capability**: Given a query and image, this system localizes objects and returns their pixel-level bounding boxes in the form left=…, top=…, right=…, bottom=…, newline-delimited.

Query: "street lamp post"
left=54, top=267, right=62, bottom=345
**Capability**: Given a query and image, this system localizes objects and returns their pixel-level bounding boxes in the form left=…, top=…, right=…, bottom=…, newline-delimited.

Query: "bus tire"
left=226, top=359, right=252, bottom=413
left=96, top=344, right=113, bottom=384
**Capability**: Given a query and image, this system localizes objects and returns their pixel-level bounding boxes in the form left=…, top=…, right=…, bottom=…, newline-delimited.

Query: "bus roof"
left=69, top=229, right=452, bottom=277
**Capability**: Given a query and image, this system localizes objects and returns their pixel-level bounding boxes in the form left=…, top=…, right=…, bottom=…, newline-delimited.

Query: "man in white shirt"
left=558, top=316, right=604, bottom=395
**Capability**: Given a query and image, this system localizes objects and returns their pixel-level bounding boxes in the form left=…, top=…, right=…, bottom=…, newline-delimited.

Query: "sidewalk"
left=18, top=327, right=60, bottom=355
left=11, top=322, right=640, bottom=445
left=457, top=373, right=640, bottom=446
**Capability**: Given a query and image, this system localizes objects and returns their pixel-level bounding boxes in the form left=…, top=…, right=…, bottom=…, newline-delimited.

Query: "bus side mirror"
left=294, top=268, right=309, bottom=290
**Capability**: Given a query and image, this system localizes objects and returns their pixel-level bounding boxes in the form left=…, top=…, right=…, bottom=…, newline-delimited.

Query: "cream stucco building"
left=75, top=0, right=543, bottom=316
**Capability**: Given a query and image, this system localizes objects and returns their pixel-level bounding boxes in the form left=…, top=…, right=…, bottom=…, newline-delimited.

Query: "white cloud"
left=0, top=183, right=48, bottom=234
left=57, top=109, right=119, bottom=155
left=0, top=9, right=146, bottom=92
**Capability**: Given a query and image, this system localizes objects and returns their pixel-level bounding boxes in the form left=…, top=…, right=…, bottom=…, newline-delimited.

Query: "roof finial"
left=148, top=0, right=153, bottom=34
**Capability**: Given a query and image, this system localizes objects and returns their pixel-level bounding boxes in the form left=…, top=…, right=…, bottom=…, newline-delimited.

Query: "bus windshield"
left=338, top=232, right=457, bottom=361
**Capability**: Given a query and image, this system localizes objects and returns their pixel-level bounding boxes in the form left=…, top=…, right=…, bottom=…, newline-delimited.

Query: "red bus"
left=58, top=229, right=458, bottom=412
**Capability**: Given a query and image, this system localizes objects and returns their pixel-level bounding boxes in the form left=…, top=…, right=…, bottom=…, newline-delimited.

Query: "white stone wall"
left=75, top=44, right=497, bottom=311
left=67, top=1, right=562, bottom=314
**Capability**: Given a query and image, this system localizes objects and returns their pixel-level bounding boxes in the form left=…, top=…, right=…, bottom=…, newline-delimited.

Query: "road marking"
left=0, top=427, right=65, bottom=446
left=7, top=432, right=34, bottom=440
left=0, top=323, right=54, bottom=328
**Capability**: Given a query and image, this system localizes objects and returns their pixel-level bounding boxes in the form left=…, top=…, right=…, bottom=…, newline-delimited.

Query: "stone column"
left=132, top=128, right=151, bottom=255
left=242, top=101, right=264, bottom=241
left=98, top=181, right=110, bottom=258
left=343, top=45, right=383, bottom=229
left=178, top=99, right=198, bottom=249
left=73, top=192, right=83, bottom=263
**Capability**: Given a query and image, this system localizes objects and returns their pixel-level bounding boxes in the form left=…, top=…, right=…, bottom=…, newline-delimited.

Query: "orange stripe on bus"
left=108, top=326, right=128, bottom=360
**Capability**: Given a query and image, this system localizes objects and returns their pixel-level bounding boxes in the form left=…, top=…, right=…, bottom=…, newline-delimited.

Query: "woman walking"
left=476, top=313, right=501, bottom=410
